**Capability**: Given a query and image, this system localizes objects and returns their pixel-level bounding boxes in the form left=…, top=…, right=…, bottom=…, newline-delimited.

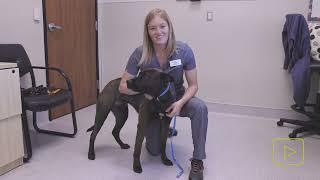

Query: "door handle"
left=48, top=23, right=62, bottom=32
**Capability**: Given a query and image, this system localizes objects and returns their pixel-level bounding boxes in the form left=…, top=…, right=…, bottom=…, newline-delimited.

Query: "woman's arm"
left=166, top=68, right=198, bottom=117
left=179, top=68, right=198, bottom=105
left=119, top=71, right=141, bottom=95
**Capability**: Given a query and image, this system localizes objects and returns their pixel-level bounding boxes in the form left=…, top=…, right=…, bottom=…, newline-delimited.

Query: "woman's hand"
left=165, top=69, right=198, bottom=118
left=166, top=100, right=183, bottom=118
left=119, top=71, right=140, bottom=95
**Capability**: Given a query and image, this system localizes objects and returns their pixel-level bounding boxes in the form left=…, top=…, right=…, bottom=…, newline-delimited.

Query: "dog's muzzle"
left=127, top=79, right=144, bottom=92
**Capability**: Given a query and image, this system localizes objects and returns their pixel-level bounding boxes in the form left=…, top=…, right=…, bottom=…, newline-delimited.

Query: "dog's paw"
left=133, top=160, right=142, bottom=173
left=120, top=143, right=130, bottom=149
left=162, top=158, right=173, bottom=166
left=88, top=152, right=95, bottom=160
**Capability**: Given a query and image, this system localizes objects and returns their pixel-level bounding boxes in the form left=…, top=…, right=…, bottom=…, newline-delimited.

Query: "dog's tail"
left=86, top=125, right=94, bottom=132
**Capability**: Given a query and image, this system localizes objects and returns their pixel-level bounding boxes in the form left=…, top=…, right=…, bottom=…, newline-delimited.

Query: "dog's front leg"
left=132, top=102, right=150, bottom=173
left=133, top=121, right=144, bottom=173
left=160, top=117, right=173, bottom=166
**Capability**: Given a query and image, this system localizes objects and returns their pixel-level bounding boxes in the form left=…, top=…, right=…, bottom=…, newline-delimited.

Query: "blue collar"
left=158, top=82, right=171, bottom=98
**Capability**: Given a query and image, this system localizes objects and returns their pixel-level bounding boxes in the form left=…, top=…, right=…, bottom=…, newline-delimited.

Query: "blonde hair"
left=139, top=8, right=176, bottom=65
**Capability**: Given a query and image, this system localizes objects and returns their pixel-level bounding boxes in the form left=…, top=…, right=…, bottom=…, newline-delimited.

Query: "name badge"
left=169, top=59, right=182, bottom=67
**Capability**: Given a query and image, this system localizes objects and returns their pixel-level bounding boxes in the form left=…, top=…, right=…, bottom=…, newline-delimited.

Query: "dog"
left=87, top=69, right=176, bottom=173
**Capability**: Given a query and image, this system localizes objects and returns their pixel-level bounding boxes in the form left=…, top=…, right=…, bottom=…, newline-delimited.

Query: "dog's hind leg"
left=88, top=102, right=111, bottom=160
left=111, top=104, right=130, bottom=149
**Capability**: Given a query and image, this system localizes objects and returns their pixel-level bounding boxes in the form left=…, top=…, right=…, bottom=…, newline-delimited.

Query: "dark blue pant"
left=145, top=97, right=208, bottom=160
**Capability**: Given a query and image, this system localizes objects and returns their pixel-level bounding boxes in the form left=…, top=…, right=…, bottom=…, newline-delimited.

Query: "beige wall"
left=98, top=0, right=309, bottom=110
left=0, top=0, right=311, bottom=111
left=0, top=0, right=45, bottom=86
left=0, top=0, right=46, bottom=121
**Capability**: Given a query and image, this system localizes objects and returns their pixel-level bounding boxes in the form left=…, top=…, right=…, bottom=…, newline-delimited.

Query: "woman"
left=119, top=8, right=208, bottom=180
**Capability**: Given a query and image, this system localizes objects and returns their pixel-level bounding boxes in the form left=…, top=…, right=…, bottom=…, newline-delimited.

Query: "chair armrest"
left=31, top=66, right=73, bottom=91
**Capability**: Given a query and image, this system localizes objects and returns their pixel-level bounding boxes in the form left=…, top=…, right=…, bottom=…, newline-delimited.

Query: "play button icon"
left=272, top=138, right=304, bottom=167
left=284, top=145, right=297, bottom=160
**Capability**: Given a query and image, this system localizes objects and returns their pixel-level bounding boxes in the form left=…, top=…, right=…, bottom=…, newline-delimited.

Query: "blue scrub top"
left=125, top=41, right=196, bottom=97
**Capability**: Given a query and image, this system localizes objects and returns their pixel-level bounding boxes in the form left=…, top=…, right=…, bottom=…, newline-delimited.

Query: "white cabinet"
left=0, top=63, right=24, bottom=175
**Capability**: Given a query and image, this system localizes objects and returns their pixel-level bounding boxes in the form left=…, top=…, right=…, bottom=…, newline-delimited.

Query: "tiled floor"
left=2, top=105, right=320, bottom=180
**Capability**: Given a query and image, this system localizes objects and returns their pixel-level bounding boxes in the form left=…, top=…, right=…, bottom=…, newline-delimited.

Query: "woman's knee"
left=193, top=98, right=208, bottom=112
left=183, top=97, right=208, bottom=117
left=197, top=100, right=208, bottom=114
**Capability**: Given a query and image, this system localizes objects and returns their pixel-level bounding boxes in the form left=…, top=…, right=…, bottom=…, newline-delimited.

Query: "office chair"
left=278, top=62, right=320, bottom=138
left=277, top=14, right=320, bottom=138
left=0, top=44, right=77, bottom=162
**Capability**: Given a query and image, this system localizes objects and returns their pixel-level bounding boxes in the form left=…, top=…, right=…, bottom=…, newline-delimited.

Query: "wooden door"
left=44, top=0, right=97, bottom=119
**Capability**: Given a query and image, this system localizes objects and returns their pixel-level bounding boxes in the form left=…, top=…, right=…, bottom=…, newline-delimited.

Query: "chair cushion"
left=23, top=90, right=72, bottom=111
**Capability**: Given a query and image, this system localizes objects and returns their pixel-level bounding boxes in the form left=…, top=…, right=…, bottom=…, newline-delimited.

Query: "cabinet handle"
left=12, top=69, right=15, bottom=73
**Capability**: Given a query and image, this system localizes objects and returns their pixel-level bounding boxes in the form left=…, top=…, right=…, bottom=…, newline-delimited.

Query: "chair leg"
left=307, top=120, right=320, bottom=129
left=70, top=96, right=78, bottom=135
left=289, top=127, right=309, bottom=138
left=278, top=118, right=309, bottom=127
left=32, top=98, right=77, bottom=137
left=21, top=109, right=32, bottom=162
left=278, top=118, right=320, bottom=138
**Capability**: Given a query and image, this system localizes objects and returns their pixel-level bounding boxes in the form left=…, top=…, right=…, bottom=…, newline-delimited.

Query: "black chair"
left=277, top=14, right=320, bottom=138
left=0, top=44, right=77, bottom=162
left=278, top=62, right=320, bottom=138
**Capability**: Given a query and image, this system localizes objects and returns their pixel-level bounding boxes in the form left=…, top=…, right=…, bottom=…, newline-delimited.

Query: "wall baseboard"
left=25, top=103, right=309, bottom=127
left=206, top=102, right=309, bottom=121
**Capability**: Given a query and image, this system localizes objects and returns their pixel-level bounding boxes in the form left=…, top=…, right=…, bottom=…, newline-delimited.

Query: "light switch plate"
left=33, top=8, right=41, bottom=22
left=207, top=11, right=213, bottom=21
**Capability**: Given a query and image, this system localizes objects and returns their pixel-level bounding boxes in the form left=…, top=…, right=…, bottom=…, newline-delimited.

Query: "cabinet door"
left=0, top=115, right=24, bottom=171
left=0, top=68, right=22, bottom=120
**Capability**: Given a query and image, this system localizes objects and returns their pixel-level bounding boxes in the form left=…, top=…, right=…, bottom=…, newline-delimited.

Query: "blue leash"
left=170, top=116, right=184, bottom=178
left=157, top=83, right=183, bottom=177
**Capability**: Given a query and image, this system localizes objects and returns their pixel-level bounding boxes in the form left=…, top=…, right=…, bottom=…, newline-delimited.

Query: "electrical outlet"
left=207, top=11, right=213, bottom=21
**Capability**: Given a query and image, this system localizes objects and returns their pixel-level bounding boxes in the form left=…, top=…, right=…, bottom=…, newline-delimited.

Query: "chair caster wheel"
left=277, top=121, right=283, bottom=126
left=289, top=133, right=296, bottom=138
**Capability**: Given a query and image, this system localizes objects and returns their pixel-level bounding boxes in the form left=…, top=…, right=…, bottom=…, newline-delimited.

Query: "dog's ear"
left=160, top=73, right=174, bottom=83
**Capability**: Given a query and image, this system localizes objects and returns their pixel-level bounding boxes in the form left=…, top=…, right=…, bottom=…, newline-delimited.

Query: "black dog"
left=87, top=69, right=176, bottom=173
